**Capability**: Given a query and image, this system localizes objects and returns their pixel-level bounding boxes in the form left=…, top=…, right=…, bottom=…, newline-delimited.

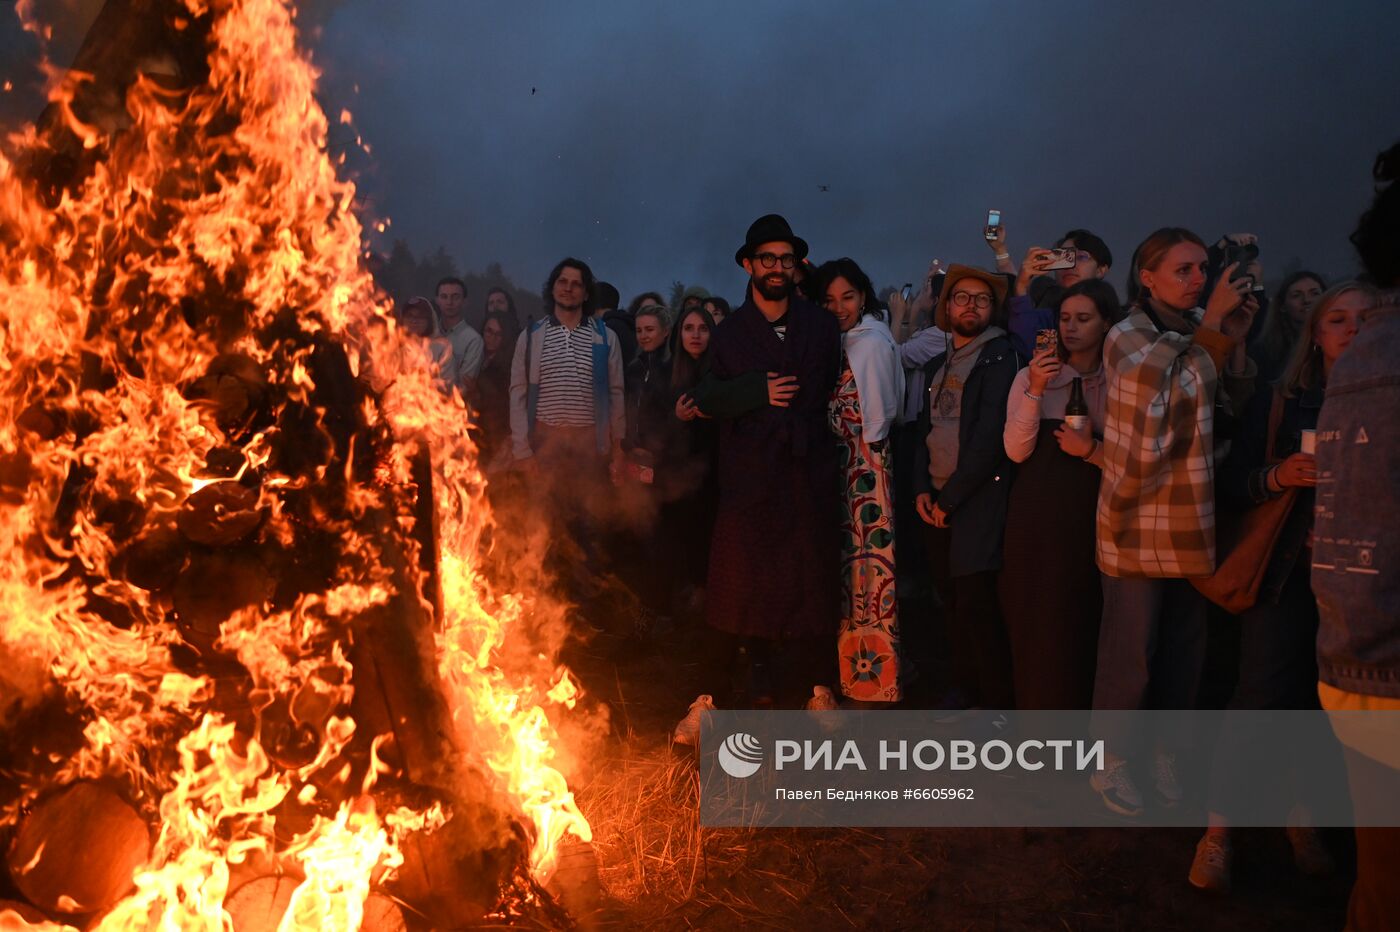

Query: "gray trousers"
left=1091, top=574, right=1208, bottom=760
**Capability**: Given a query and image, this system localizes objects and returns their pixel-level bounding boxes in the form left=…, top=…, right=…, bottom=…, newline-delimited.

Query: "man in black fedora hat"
left=678, top=213, right=843, bottom=724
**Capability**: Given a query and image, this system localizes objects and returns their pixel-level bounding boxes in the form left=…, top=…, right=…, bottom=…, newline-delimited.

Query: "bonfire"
left=0, top=0, right=593, bottom=927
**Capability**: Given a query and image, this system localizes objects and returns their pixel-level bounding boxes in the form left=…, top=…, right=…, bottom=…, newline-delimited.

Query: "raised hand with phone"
left=1202, top=261, right=1255, bottom=337
left=889, top=257, right=944, bottom=342
left=982, top=209, right=1018, bottom=277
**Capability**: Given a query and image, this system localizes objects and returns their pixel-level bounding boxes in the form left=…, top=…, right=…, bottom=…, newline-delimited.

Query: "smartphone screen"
left=984, top=209, right=1002, bottom=242
left=900, top=283, right=914, bottom=301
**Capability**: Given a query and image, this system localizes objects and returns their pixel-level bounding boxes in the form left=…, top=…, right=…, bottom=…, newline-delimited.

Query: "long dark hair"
left=485, top=286, right=518, bottom=318
left=1055, top=279, right=1123, bottom=325
left=702, top=296, right=731, bottom=320
left=1126, top=227, right=1205, bottom=306
left=1254, top=270, right=1325, bottom=370
left=480, top=309, right=522, bottom=375
left=669, top=306, right=716, bottom=394
left=1053, top=279, right=1123, bottom=358
left=814, top=257, right=884, bottom=321
left=543, top=257, right=596, bottom=317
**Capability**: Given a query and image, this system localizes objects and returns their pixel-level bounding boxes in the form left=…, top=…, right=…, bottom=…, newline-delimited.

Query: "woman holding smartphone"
left=1091, top=227, right=1257, bottom=818
left=1000, top=280, right=1121, bottom=709
left=1189, top=280, right=1376, bottom=893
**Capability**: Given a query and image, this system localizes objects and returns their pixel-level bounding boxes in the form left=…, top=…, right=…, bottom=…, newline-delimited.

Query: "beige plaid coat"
left=1096, top=305, right=1237, bottom=578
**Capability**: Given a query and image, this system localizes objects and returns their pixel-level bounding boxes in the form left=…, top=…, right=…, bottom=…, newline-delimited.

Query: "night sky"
left=4, top=0, right=1399, bottom=304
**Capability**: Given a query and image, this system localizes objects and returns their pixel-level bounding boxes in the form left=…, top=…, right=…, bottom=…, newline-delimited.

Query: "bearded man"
left=912, top=264, right=1021, bottom=711
left=703, top=214, right=842, bottom=709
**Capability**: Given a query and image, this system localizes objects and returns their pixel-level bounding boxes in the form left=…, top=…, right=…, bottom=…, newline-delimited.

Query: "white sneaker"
left=1090, top=758, right=1144, bottom=816
left=1188, top=832, right=1232, bottom=893
left=672, top=694, right=715, bottom=746
left=805, top=685, right=840, bottom=712
left=1152, top=751, right=1183, bottom=807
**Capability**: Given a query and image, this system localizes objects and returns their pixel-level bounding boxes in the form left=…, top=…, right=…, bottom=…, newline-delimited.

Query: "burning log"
left=0, top=0, right=594, bottom=924
left=0, top=899, right=51, bottom=926
left=176, top=480, right=265, bottom=547
left=4, top=781, right=149, bottom=915
left=171, top=549, right=276, bottom=652
left=117, top=525, right=187, bottom=592
left=223, top=876, right=406, bottom=932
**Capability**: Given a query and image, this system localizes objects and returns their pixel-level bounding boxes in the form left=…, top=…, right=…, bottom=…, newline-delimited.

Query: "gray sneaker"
left=1090, top=758, right=1144, bottom=816
left=1188, top=832, right=1232, bottom=893
left=672, top=694, right=715, bottom=747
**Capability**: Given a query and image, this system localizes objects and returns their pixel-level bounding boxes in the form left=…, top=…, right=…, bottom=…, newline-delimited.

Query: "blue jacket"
left=1312, top=298, right=1400, bottom=697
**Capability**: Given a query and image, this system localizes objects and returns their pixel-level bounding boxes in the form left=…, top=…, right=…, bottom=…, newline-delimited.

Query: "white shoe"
left=672, top=694, right=715, bottom=746
left=805, top=685, right=840, bottom=712
left=1090, top=758, right=1144, bottom=817
left=1153, top=751, right=1183, bottom=807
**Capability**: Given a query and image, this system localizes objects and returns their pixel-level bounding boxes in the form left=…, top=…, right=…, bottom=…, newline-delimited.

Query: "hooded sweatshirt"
left=842, top=314, right=905, bottom=444
left=926, top=325, right=1004, bottom=488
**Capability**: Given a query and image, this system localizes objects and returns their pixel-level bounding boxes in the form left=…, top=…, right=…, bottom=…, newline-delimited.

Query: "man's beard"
left=753, top=274, right=794, bottom=301
left=951, top=314, right=990, bottom=339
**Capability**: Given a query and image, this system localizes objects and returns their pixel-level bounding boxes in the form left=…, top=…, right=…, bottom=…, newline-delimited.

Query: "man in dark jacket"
left=702, top=214, right=842, bottom=708
left=914, top=264, right=1020, bottom=710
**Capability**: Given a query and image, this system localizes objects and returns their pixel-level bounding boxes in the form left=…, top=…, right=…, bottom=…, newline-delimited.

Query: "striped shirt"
left=535, top=319, right=596, bottom=427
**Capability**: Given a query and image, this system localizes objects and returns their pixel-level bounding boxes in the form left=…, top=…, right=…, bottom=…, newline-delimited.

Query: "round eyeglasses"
left=950, top=291, right=993, bottom=309
left=755, top=252, right=797, bottom=270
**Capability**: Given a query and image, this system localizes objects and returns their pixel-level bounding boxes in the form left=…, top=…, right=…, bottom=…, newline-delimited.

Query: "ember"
left=0, top=0, right=590, bottom=927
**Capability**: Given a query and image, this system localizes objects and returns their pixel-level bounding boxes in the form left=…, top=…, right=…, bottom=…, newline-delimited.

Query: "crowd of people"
left=374, top=140, right=1400, bottom=927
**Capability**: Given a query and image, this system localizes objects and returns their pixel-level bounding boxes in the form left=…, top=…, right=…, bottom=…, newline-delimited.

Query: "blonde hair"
left=634, top=303, right=671, bottom=331
left=1278, top=281, right=1378, bottom=398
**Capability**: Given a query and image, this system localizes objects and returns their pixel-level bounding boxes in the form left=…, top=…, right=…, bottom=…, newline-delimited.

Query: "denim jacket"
left=1312, top=298, right=1400, bottom=697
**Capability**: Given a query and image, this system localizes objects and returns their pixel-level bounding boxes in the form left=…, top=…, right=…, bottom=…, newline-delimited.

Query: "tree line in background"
left=370, top=240, right=543, bottom=325
left=370, top=239, right=1345, bottom=328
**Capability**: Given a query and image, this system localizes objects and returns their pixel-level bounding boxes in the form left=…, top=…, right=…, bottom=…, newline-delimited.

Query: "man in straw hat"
left=912, top=264, right=1020, bottom=710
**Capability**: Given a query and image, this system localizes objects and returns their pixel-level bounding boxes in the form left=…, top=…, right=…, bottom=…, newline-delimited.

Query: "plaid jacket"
left=1096, top=305, right=1235, bottom=578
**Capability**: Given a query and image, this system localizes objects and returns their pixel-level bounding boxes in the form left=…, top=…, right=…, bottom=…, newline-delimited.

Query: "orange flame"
left=1, top=0, right=590, bottom=925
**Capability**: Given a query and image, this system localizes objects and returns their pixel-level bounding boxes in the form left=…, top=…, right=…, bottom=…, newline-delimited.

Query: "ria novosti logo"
left=717, top=732, right=764, bottom=778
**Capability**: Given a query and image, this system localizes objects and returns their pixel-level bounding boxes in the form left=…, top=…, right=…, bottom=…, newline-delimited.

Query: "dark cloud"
left=7, top=1, right=1398, bottom=303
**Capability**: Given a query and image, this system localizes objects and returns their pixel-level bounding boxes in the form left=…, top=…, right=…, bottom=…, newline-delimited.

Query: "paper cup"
left=1300, top=429, right=1316, bottom=455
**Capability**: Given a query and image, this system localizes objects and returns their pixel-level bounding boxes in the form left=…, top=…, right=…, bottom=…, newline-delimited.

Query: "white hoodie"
left=842, top=314, right=905, bottom=444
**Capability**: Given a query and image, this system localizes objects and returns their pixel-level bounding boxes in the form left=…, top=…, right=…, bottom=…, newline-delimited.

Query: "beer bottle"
left=1064, top=377, right=1090, bottom=432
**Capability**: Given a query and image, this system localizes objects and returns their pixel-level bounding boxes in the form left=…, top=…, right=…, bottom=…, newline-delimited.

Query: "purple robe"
left=705, top=295, right=842, bottom=639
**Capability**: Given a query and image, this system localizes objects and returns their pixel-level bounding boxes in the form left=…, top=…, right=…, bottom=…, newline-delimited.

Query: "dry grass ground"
left=563, top=614, right=1352, bottom=932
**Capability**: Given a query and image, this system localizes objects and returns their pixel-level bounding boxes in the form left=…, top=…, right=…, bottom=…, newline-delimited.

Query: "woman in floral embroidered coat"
left=817, top=259, right=906, bottom=702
